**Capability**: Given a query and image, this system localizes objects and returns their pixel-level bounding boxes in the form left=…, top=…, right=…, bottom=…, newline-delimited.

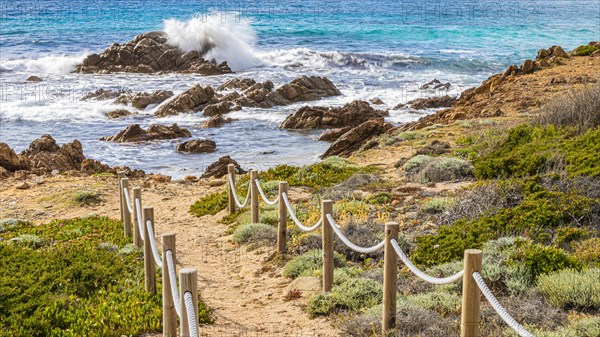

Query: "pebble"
left=15, top=181, right=30, bottom=190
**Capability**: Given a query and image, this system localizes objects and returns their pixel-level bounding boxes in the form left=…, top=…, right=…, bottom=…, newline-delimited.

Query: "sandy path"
left=0, top=175, right=341, bottom=337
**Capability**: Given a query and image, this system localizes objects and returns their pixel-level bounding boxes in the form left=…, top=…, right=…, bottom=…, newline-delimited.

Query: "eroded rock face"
left=21, top=135, right=86, bottom=173
left=317, top=127, right=352, bottom=142
left=75, top=32, right=232, bottom=75
left=175, top=139, right=217, bottom=154
left=217, top=78, right=257, bottom=91
left=321, top=119, right=392, bottom=158
left=198, top=115, right=235, bottom=128
left=281, top=100, right=384, bottom=129
left=100, top=124, right=191, bottom=143
left=536, top=45, right=569, bottom=61
left=82, top=89, right=131, bottom=101
left=115, top=90, right=174, bottom=109
left=395, top=95, right=456, bottom=110
left=105, top=109, right=134, bottom=119
left=0, top=143, right=30, bottom=171
left=155, top=85, right=215, bottom=117
left=201, top=155, right=247, bottom=178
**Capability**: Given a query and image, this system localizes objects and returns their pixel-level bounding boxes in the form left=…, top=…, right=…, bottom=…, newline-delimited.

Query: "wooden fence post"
left=461, top=249, right=483, bottom=337
left=142, top=207, right=157, bottom=294
left=277, top=182, right=288, bottom=254
left=118, top=171, right=125, bottom=222
left=322, top=200, right=334, bottom=292
left=250, top=170, right=259, bottom=223
left=227, top=164, right=236, bottom=215
left=382, top=222, right=399, bottom=333
left=162, top=233, right=177, bottom=337
left=121, top=178, right=132, bottom=237
left=132, top=187, right=143, bottom=248
left=180, top=268, right=198, bottom=337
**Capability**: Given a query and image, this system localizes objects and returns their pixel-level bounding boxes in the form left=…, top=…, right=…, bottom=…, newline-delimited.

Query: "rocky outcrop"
left=175, top=139, right=217, bottom=153
left=154, top=76, right=341, bottom=117
left=395, top=95, right=456, bottom=110
left=154, top=85, right=215, bottom=117
left=21, top=135, right=86, bottom=173
left=317, top=127, right=352, bottom=142
left=281, top=100, right=384, bottom=129
left=536, top=45, right=569, bottom=61
left=0, top=143, right=30, bottom=171
left=75, top=32, right=232, bottom=75
left=198, top=115, right=235, bottom=128
left=82, top=89, right=131, bottom=101
left=115, top=90, right=174, bottom=109
left=201, top=156, right=247, bottom=178
left=26, top=76, right=43, bottom=82
left=370, top=98, right=385, bottom=105
left=420, top=79, right=451, bottom=90
left=100, top=124, right=191, bottom=143
left=105, top=109, right=134, bottom=118
left=321, top=119, right=392, bottom=158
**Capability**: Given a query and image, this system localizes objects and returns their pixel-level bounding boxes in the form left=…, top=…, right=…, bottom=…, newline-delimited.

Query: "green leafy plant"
left=189, top=191, right=228, bottom=217
left=537, top=268, right=600, bottom=310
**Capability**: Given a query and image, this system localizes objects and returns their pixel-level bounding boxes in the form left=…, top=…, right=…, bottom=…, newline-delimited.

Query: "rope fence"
left=225, top=165, right=538, bottom=337
left=118, top=172, right=201, bottom=337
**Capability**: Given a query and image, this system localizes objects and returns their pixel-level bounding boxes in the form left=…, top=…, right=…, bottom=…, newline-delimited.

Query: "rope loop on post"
left=254, top=179, right=280, bottom=205
left=281, top=192, right=322, bottom=231
left=473, top=272, right=536, bottom=337
left=391, top=239, right=464, bottom=285
left=122, top=186, right=134, bottom=213
left=325, top=214, right=385, bottom=254
left=227, top=173, right=251, bottom=208
left=166, top=250, right=181, bottom=318
left=184, top=292, right=199, bottom=337
left=145, top=220, right=163, bottom=269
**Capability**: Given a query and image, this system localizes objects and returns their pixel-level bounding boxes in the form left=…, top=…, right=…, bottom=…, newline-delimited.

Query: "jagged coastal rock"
left=281, top=100, right=384, bottom=129
left=105, top=109, right=134, bottom=119
left=321, top=119, right=392, bottom=158
left=75, top=32, right=232, bottom=75
left=201, top=156, right=247, bottom=178
left=154, top=76, right=341, bottom=117
left=100, top=124, right=191, bottom=143
left=115, top=90, right=174, bottom=109
left=0, top=143, right=31, bottom=171
left=175, top=139, right=217, bottom=154
left=394, top=95, right=456, bottom=110
left=198, top=115, right=235, bottom=128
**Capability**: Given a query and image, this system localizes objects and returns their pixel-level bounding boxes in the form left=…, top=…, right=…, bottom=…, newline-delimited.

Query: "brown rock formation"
left=281, top=100, right=384, bottom=129
left=198, top=115, right=235, bottom=128
left=21, top=135, right=86, bottom=173
left=0, top=143, right=30, bottom=171
left=321, top=119, right=392, bottom=158
left=154, top=85, right=216, bottom=117
left=105, top=109, right=134, bottom=119
left=201, top=156, right=247, bottom=178
left=100, top=124, right=191, bottom=142
left=175, top=139, right=217, bottom=154
left=115, top=90, right=174, bottom=109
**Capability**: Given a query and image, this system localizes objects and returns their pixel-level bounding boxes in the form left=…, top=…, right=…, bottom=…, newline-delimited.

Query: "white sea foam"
left=163, top=13, right=261, bottom=71
left=0, top=53, right=87, bottom=75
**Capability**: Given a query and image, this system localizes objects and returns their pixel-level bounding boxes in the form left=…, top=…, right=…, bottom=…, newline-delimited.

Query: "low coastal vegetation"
left=0, top=216, right=212, bottom=336
left=198, top=71, right=599, bottom=336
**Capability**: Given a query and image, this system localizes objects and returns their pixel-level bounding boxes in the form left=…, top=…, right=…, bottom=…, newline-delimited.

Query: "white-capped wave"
left=0, top=53, right=86, bottom=75
left=163, top=13, right=261, bottom=71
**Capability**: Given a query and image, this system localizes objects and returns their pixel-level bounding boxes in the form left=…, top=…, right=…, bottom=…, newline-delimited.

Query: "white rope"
left=254, top=179, right=280, bottom=205
left=184, top=291, right=199, bottom=337
left=145, top=220, right=163, bottom=269
left=227, top=173, right=250, bottom=208
left=281, top=192, right=322, bottom=231
left=134, top=198, right=144, bottom=241
left=166, top=250, right=181, bottom=318
left=325, top=214, right=385, bottom=254
left=122, top=186, right=134, bottom=214
left=391, top=239, right=464, bottom=284
left=473, top=272, right=536, bottom=337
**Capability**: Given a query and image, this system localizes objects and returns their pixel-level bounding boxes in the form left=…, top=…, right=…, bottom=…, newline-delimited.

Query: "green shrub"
left=15, top=234, right=45, bottom=248
left=330, top=278, right=383, bottom=311
left=511, top=242, right=583, bottom=283
left=571, top=45, right=598, bottom=56
left=421, top=157, right=473, bottom=182
left=232, top=223, right=277, bottom=244
left=412, top=185, right=593, bottom=266
left=537, top=268, right=600, bottom=310
left=422, top=198, right=455, bottom=213
left=189, top=191, right=228, bottom=217
left=283, top=249, right=346, bottom=279
left=72, top=190, right=102, bottom=205
left=402, top=155, right=434, bottom=172
left=574, top=238, right=600, bottom=265
left=512, top=317, right=600, bottom=337
left=384, top=131, right=425, bottom=145
left=365, top=192, right=393, bottom=205
left=564, top=129, right=600, bottom=177
left=405, top=290, right=461, bottom=316
left=306, top=293, right=334, bottom=317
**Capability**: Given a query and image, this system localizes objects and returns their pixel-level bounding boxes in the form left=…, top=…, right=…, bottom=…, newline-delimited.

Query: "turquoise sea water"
left=1, top=1, right=599, bottom=177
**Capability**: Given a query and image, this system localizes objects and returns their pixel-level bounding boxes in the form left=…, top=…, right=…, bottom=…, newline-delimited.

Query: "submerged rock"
left=75, top=31, right=232, bottom=75
left=105, top=109, right=134, bottom=119
left=115, top=90, right=174, bottom=109
left=198, top=115, right=235, bottom=128
left=175, top=139, right=217, bottom=154
left=26, top=76, right=43, bottom=82
left=100, top=124, right=191, bottom=143
left=82, top=88, right=132, bottom=101
left=281, top=100, right=384, bottom=129
left=201, top=156, right=247, bottom=179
